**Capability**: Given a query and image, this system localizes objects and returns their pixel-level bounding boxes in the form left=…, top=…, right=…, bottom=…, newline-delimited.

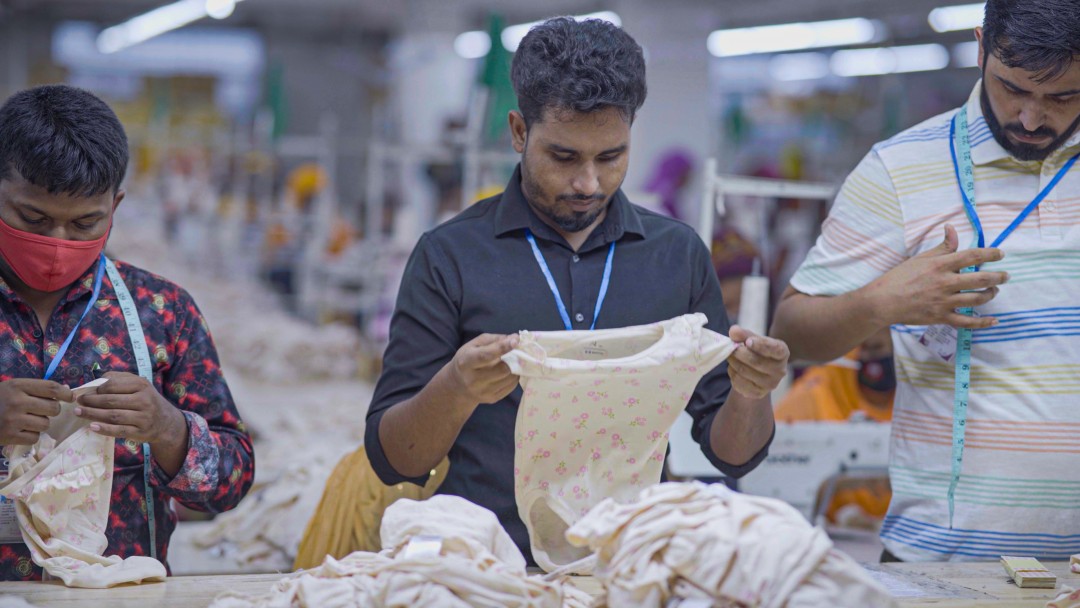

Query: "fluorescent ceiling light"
left=769, top=52, right=830, bottom=82
left=205, top=0, right=236, bottom=20
left=929, top=3, right=984, bottom=33
left=98, top=0, right=243, bottom=54
left=707, top=18, right=882, bottom=58
left=454, top=30, right=491, bottom=59
left=952, top=41, right=980, bottom=68
left=502, top=11, right=621, bottom=52
left=831, top=44, right=950, bottom=77
left=454, top=12, right=622, bottom=57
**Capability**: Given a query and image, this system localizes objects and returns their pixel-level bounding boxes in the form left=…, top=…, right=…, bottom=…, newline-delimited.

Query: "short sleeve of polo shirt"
left=790, top=150, right=908, bottom=297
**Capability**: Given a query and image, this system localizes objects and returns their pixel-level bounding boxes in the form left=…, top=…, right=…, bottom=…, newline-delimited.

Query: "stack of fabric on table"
left=210, top=495, right=591, bottom=608
left=567, top=481, right=897, bottom=608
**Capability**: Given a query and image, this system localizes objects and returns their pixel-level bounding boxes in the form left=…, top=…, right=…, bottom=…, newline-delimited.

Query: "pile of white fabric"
left=216, top=320, right=361, bottom=384
left=566, top=481, right=897, bottom=608
left=210, top=496, right=592, bottom=608
left=190, top=459, right=335, bottom=569
left=226, top=379, right=369, bottom=478
left=185, top=380, right=368, bottom=570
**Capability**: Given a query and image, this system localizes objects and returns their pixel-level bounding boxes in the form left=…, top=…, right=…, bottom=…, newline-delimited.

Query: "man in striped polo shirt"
left=772, top=0, right=1080, bottom=562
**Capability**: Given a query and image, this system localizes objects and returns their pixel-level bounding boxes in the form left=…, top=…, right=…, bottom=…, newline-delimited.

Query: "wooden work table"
left=0, top=561, right=1076, bottom=607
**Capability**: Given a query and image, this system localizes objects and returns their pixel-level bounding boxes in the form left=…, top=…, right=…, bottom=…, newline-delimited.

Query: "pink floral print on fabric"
left=502, top=313, right=735, bottom=573
left=0, top=380, right=166, bottom=587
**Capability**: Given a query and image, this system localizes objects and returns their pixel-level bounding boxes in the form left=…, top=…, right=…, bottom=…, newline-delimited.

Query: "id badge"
left=919, top=312, right=980, bottom=363
left=919, top=324, right=958, bottom=362
left=0, top=455, right=24, bottom=544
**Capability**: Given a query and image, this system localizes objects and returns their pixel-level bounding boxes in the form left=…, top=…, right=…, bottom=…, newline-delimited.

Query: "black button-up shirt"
left=366, top=166, right=771, bottom=561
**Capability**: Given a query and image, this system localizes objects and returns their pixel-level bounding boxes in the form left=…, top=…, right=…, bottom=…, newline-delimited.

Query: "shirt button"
left=1045, top=201, right=1057, bottom=211
left=572, top=255, right=580, bottom=263
left=31, top=329, right=41, bottom=338
left=575, top=313, right=585, bottom=323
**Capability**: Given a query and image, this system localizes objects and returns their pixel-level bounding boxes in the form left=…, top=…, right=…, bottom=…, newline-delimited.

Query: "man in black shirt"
left=365, top=17, right=789, bottom=561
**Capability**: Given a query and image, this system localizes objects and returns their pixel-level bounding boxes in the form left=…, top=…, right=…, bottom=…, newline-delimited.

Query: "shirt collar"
left=968, top=79, right=1080, bottom=167
left=493, top=164, right=646, bottom=251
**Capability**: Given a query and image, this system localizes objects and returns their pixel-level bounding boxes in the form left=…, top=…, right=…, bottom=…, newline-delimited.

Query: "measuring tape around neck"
left=103, top=257, right=158, bottom=562
left=945, top=108, right=980, bottom=529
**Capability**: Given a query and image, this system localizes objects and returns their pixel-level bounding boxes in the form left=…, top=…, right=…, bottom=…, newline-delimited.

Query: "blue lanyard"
left=43, top=254, right=106, bottom=381
left=525, top=229, right=614, bottom=331
left=944, top=107, right=1079, bottom=528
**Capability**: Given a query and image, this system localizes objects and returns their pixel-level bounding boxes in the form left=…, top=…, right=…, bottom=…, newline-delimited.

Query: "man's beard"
left=521, top=165, right=608, bottom=233
left=980, top=81, right=1080, bottom=161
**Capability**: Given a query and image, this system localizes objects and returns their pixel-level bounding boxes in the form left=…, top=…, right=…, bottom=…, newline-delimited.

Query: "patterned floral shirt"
left=0, top=258, right=254, bottom=580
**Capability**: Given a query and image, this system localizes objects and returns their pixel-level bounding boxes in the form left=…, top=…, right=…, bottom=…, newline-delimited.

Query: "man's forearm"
left=378, top=363, right=478, bottom=479
left=770, top=286, right=889, bottom=362
left=708, top=391, right=774, bottom=467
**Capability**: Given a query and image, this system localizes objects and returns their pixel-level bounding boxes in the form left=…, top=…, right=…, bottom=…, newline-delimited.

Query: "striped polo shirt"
left=791, top=81, right=1080, bottom=562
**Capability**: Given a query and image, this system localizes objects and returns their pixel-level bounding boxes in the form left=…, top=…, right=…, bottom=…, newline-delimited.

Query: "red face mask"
left=0, top=216, right=110, bottom=293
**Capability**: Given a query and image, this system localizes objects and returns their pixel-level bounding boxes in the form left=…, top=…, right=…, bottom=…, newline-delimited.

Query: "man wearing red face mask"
left=0, top=85, right=254, bottom=580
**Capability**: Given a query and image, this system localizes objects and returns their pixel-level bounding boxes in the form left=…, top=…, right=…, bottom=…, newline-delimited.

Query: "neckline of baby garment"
left=520, top=316, right=687, bottom=370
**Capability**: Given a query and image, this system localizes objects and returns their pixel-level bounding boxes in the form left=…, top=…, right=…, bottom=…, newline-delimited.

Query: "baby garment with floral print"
left=0, top=379, right=166, bottom=588
left=502, top=313, right=735, bottom=572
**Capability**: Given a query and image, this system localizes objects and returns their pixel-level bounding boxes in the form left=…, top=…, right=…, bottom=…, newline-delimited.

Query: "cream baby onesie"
left=0, top=379, right=167, bottom=588
left=501, top=313, right=735, bottom=572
